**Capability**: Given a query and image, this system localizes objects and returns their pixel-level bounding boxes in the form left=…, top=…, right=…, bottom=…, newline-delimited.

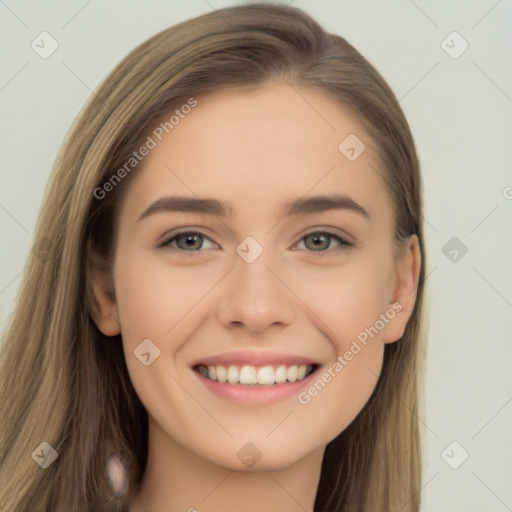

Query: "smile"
left=195, top=363, right=316, bottom=386
left=192, top=358, right=321, bottom=405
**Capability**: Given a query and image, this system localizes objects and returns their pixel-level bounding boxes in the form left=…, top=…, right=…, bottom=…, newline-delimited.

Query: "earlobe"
left=382, top=234, right=421, bottom=344
left=89, top=266, right=121, bottom=337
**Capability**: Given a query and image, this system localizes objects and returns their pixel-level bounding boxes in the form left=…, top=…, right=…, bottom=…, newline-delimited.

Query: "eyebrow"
left=136, top=194, right=370, bottom=222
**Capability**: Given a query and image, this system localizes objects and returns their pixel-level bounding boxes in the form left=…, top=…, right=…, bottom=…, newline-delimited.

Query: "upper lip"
left=192, top=350, right=320, bottom=368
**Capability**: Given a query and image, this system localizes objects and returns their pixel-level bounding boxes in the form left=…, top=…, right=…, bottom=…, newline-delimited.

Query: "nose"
left=216, top=248, right=296, bottom=334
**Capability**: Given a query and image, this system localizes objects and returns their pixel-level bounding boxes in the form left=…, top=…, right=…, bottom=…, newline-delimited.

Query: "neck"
left=128, top=418, right=324, bottom=512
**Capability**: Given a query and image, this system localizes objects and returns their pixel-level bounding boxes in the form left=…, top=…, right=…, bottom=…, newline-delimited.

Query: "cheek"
left=295, top=253, right=390, bottom=391
left=113, top=252, right=222, bottom=343
left=292, top=262, right=389, bottom=442
left=296, top=342, right=384, bottom=448
left=111, top=252, right=224, bottom=425
left=112, top=251, right=229, bottom=401
left=294, top=252, right=392, bottom=347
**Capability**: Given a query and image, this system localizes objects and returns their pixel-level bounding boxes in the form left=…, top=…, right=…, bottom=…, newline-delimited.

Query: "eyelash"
left=156, top=229, right=353, bottom=256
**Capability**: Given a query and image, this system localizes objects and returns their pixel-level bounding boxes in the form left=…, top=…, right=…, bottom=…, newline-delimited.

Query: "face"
left=93, top=83, right=420, bottom=471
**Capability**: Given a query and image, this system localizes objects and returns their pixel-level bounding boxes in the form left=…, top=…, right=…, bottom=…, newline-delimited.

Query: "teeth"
left=198, top=364, right=314, bottom=385
left=216, top=365, right=227, bottom=383
left=227, top=365, right=239, bottom=384
left=257, top=365, right=274, bottom=385
left=286, top=365, right=297, bottom=382
left=274, top=365, right=287, bottom=384
left=239, top=365, right=257, bottom=385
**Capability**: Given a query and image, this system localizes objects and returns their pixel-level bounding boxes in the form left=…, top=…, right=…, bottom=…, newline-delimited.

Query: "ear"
left=382, top=234, right=422, bottom=344
left=89, top=263, right=121, bottom=337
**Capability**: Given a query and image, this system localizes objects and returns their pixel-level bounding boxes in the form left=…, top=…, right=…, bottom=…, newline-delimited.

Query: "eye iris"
left=177, top=233, right=202, bottom=250
left=305, top=233, right=330, bottom=251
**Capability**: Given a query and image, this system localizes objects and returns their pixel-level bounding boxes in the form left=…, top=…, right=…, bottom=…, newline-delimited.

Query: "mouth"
left=193, top=363, right=318, bottom=386
left=192, top=355, right=321, bottom=405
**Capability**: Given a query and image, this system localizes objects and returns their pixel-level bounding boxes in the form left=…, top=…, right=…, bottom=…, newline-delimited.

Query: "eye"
left=295, top=230, right=352, bottom=253
left=157, top=230, right=218, bottom=252
left=157, top=229, right=353, bottom=255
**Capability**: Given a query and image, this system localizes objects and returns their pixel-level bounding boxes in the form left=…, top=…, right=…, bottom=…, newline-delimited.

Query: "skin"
left=92, top=83, right=421, bottom=512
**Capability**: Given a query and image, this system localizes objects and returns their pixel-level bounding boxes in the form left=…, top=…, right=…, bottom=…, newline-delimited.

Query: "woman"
left=0, top=3, right=425, bottom=511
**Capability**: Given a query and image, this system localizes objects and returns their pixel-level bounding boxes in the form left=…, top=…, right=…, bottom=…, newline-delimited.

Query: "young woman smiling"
left=0, top=4, right=425, bottom=511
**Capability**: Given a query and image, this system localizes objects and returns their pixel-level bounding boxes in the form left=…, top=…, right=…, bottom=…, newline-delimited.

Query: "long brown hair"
left=0, top=4, right=426, bottom=511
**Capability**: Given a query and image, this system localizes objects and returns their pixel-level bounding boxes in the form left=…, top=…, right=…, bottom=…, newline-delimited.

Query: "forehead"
left=118, top=83, right=394, bottom=228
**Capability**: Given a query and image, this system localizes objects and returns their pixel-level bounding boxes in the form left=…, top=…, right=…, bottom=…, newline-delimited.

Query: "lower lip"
left=194, top=368, right=319, bottom=405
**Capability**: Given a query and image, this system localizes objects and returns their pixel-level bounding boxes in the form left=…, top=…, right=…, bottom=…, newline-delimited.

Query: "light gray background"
left=1, top=1, right=511, bottom=510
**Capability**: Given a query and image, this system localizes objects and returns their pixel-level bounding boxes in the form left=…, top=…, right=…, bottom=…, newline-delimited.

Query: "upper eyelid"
left=159, top=229, right=218, bottom=244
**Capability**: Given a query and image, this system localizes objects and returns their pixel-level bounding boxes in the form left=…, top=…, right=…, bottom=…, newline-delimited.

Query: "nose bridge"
left=216, top=239, right=295, bottom=332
